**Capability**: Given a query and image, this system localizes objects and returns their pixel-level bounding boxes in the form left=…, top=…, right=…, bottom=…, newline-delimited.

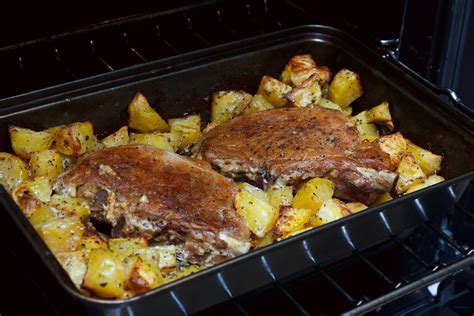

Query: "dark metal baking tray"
left=0, top=25, right=472, bottom=315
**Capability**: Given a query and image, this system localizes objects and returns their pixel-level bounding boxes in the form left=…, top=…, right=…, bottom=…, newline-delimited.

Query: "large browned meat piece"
left=54, top=145, right=251, bottom=265
left=197, top=107, right=397, bottom=204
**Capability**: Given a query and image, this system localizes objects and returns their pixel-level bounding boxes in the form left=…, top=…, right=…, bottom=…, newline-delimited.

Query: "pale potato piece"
left=243, top=94, right=275, bottom=115
left=101, top=126, right=129, bottom=148
left=49, top=195, right=90, bottom=222
left=129, top=132, right=181, bottom=152
left=235, top=185, right=279, bottom=238
left=0, top=152, right=29, bottom=193
left=404, top=174, right=445, bottom=194
left=266, top=186, right=293, bottom=209
left=134, top=245, right=177, bottom=271
left=254, top=231, right=275, bottom=248
left=82, top=248, right=126, bottom=298
left=291, top=178, right=334, bottom=212
left=286, top=74, right=322, bottom=107
left=124, top=254, right=163, bottom=295
left=53, top=121, right=95, bottom=157
left=342, top=106, right=353, bottom=116
left=164, top=265, right=202, bottom=284
left=211, top=90, right=252, bottom=124
left=378, top=132, right=407, bottom=170
left=168, top=115, right=201, bottom=150
left=237, top=182, right=268, bottom=201
left=345, top=202, right=368, bottom=213
left=109, top=238, right=148, bottom=261
left=312, top=198, right=351, bottom=227
left=257, top=76, right=292, bottom=107
left=280, top=227, right=314, bottom=240
left=406, top=141, right=443, bottom=176
left=28, top=205, right=60, bottom=227
left=328, top=69, right=364, bottom=108
left=56, top=250, right=90, bottom=290
left=29, top=149, right=63, bottom=183
left=13, top=176, right=52, bottom=205
left=9, top=126, right=53, bottom=159
left=281, top=54, right=317, bottom=87
left=351, top=111, right=379, bottom=141
left=128, top=93, right=169, bottom=133
left=36, top=217, right=85, bottom=254
left=366, top=101, right=394, bottom=130
left=395, top=153, right=426, bottom=194
left=373, top=192, right=393, bottom=205
left=275, top=207, right=313, bottom=237
left=318, top=98, right=343, bottom=112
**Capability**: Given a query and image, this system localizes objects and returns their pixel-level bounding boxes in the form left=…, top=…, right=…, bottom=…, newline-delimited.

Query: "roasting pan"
left=0, top=25, right=473, bottom=315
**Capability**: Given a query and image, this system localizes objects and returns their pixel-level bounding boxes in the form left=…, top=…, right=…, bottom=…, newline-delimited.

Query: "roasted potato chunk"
left=281, top=54, right=317, bottom=87
left=53, top=121, right=95, bottom=157
left=0, top=152, right=29, bottom=193
left=28, top=205, right=59, bottom=227
left=243, top=94, right=275, bottom=115
left=286, top=74, right=322, bottom=107
left=351, top=111, right=379, bottom=142
left=36, top=217, right=85, bottom=254
left=275, top=207, right=313, bottom=237
left=328, top=69, right=364, bottom=108
left=82, top=248, right=126, bottom=298
left=79, top=229, right=108, bottom=251
left=257, top=76, right=292, bottom=107
left=108, top=238, right=148, bottom=261
left=168, top=115, right=201, bottom=150
left=49, top=195, right=90, bottom=222
left=405, top=174, right=445, bottom=194
left=345, top=202, right=368, bottom=213
left=14, top=176, right=52, bottom=204
left=378, top=132, right=407, bottom=169
left=373, top=192, right=393, bottom=205
left=56, top=250, right=90, bottom=290
left=211, top=90, right=252, bottom=125
left=128, top=93, right=169, bottom=133
left=124, top=254, right=163, bottom=295
left=254, top=231, right=275, bottom=248
left=291, top=178, right=334, bottom=212
left=406, top=141, right=442, bottom=176
left=312, top=198, right=351, bottom=227
left=29, top=149, right=63, bottom=183
left=266, top=186, right=293, bottom=209
left=9, top=126, right=53, bottom=159
left=101, top=126, right=129, bottom=148
left=129, top=132, right=181, bottom=152
left=367, top=101, right=394, bottom=130
left=235, top=183, right=279, bottom=238
left=395, top=154, right=426, bottom=194
left=318, top=98, right=343, bottom=112
left=134, top=245, right=177, bottom=271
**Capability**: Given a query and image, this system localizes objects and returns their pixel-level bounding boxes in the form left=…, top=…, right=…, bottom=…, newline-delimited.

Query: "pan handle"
left=379, top=45, right=474, bottom=118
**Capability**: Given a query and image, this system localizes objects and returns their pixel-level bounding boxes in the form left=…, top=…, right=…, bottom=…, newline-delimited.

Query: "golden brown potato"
left=129, top=132, right=181, bottom=152
left=311, top=198, right=351, bottom=227
left=49, top=195, right=90, bottom=222
left=53, top=121, right=95, bottom=157
left=29, top=149, right=63, bottom=183
left=14, top=176, right=52, bottom=204
left=82, top=248, right=126, bottom=298
left=254, top=231, right=275, bottom=248
left=56, top=250, right=90, bottom=290
left=108, top=238, right=148, bottom=261
left=351, top=111, right=380, bottom=142
left=406, top=141, right=442, bottom=176
left=291, top=178, right=334, bottom=212
left=286, top=74, right=322, bottom=107
left=211, top=90, right=252, bottom=125
left=235, top=183, right=279, bottom=238
left=28, top=205, right=59, bottom=227
left=9, top=126, right=53, bottom=159
left=266, top=186, right=293, bottom=209
left=345, top=202, right=368, bottom=213
left=124, top=254, right=164, bottom=295
left=243, top=94, right=275, bottom=115
left=281, top=54, right=317, bottom=87
left=79, top=229, right=108, bottom=251
left=36, top=217, right=85, bottom=254
left=366, top=101, right=394, bottom=130
left=134, top=245, right=177, bottom=271
left=168, top=115, right=201, bottom=150
left=0, top=152, right=29, bottom=193
left=373, top=192, right=393, bottom=205
left=128, top=93, right=169, bottom=133
left=378, top=132, right=407, bottom=169
left=405, top=174, right=445, bottom=194
left=101, top=126, right=130, bottom=148
left=275, top=207, right=313, bottom=237
left=395, top=153, right=426, bottom=194
left=328, top=69, right=364, bottom=108
left=257, top=76, right=292, bottom=107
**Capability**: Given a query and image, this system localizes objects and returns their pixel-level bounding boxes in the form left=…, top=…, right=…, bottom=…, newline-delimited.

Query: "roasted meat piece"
left=197, top=107, right=397, bottom=204
left=55, top=145, right=251, bottom=265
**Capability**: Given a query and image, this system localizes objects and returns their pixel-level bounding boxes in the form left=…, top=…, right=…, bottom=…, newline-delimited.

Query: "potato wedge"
left=49, top=195, right=90, bottom=222
left=134, top=245, right=177, bottom=271
left=351, top=111, right=379, bottom=141
left=395, top=153, right=426, bottom=194
left=243, top=94, right=275, bottom=115
left=373, top=192, right=393, bottom=205
left=328, top=69, right=364, bottom=108
left=254, top=231, right=275, bottom=248
left=124, top=254, right=163, bottom=295
left=36, top=217, right=85, bottom=253
left=236, top=182, right=268, bottom=201
left=406, top=141, right=442, bottom=176
left=266, top=186, right=293, bottom=209
left=53, top=122, right=95, bottom=157
left=101, top=126, right=130, bottom=148
left=378, top=132, right=407, bottom=169
left=342, top=106, right=353, bottom=116
left=29, top=149, right=63, bottom=183
left=56, top=250, right=90, bottom=290
left=312, top=198, right=351, bottom=227
left=14, top=176, right=52, bottom=203
left=129, top=132, right=181, bottom=152
left=257, top=76, right=292, bottom=107
left=168, top=115, right=201, bottom=150
left=281, top=54, right=317, bottom=87
left=79, top=229, right=108, bottom=251
left=405, top=174, right=445, bottom=194
left=0, top=152, right=29, bottom=193
left=345, top=202, right=368, bottom=213
left=291, top=178, right=334, bottom=212
left=108, top=238, right=148, bottom=261
left=82, top=248, right=126, bottom=298
left=275, top=206, right=313, bottom=237
left=29, top=205, right=60, bottom=227
left=211, top=90, right=252, bottom=125
left=235, top=185, right=279, bottom=238
left=367, top=101, right=394, bottom=130
left=286, top=74, right=322, bottom=107
left=318, top=98, right=343, bottom=112
left=9, top=126, right=53, bottom=159
left=128, top=93, right=169, bottom=133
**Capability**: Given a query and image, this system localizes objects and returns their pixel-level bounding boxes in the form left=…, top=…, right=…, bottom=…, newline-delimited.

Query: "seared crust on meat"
left=197, top=107, right=396, bottom=204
